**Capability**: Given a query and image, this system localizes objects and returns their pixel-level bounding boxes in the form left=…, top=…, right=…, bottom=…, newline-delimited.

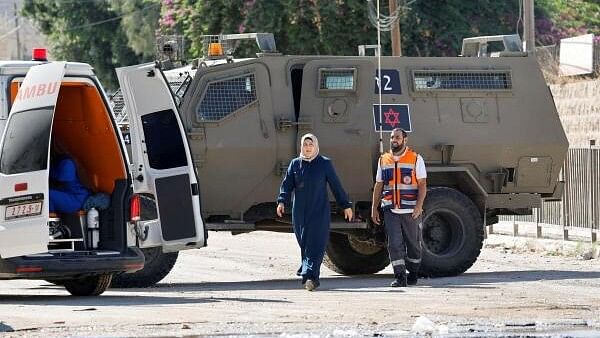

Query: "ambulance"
left=0, top=50, right=206, bottom=295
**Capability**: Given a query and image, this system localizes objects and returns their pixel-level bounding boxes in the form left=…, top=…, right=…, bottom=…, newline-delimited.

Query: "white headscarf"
left=299, top=133, right=320, bottom=162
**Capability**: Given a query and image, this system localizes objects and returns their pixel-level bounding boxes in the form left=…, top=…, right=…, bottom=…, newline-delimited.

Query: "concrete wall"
left=550, top=80, right=600, bottom=147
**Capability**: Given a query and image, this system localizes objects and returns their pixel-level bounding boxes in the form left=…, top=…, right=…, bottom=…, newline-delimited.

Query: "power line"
left=62, top=2, right=160, bottom=31
left=0, top=25, right=21, bottom=41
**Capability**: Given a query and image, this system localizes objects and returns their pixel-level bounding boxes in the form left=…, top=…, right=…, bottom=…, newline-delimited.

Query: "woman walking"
left=277, top=133, right=353, bottom=291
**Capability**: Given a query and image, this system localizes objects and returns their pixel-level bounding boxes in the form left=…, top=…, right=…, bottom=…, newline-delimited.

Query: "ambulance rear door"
left=0, top=62, right=66, bottom=258
left=116, top=63, right=206, bottom=253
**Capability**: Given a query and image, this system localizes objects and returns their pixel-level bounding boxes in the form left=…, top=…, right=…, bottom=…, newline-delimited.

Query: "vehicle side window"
left=318, top=68, right=357, bottom=94
left=412, top=70, right=512, bottom=91
left=196, top=73, right=257, bottom=122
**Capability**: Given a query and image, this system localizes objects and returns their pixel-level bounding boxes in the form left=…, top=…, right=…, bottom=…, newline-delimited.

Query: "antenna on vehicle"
left=376, top=0, right=384, bottom=155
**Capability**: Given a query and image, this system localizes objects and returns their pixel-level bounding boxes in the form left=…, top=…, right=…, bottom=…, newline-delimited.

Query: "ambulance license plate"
left=5, top=202, right=43, bottom=220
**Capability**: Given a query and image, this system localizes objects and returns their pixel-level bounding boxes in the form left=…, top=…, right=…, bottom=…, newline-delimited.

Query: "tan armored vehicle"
left=111, top=33, right=568, bottom=286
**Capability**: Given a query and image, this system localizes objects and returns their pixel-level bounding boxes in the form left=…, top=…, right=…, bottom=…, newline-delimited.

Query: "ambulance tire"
left=63, top=273, right=112, bottom=296
left=419, top=187, right=484, bottom=277
left=324, top=232, right=389, bottom=275
left=111, top=247, right=178, bottom=288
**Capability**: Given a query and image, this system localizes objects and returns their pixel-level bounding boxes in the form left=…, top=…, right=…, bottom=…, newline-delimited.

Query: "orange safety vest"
left=379, top=148, right=419, bottom=210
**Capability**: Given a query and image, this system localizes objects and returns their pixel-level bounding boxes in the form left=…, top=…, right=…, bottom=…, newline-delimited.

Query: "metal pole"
left=389, top=0, right=402, bottom=56
left=590, top=140, right=597, bottom=243
left=536, top=204, right=542, bottom=238
left=376, top=0, right=384, bottom=155
left=13, top=2, right=21, bottom=60
left=523, top=0, right=535, bottom=54
left=563, top=151, right=570, bottom=241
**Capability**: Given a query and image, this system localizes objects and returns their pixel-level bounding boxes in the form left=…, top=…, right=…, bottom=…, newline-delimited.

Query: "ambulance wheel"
left=420, top=187, right=484, bottom=277
left=324, top=232, right=389, bottom=275
left=111, top=247, right=178, bottom=288
left=63, top=273, right=112, bottom=296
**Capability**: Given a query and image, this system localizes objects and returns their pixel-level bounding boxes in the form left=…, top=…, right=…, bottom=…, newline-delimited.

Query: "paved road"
left=0, top=231, right=599, bottom=337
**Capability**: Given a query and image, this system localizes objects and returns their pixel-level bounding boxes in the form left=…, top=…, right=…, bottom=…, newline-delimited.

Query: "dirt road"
left=0, top=231, right=599, bottom=337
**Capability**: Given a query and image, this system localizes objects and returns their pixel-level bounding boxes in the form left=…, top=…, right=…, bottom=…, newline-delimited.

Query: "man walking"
left=371, top=128, right=427, bottom=287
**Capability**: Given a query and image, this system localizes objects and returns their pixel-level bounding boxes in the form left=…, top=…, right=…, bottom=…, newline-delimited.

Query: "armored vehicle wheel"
left=63, top=273, right=112, bottom=296
left=324, top=232, right=389, bottom=275
left=420, top=187, right=484, bottom=277
left=111, top=247, right=178, bottom=288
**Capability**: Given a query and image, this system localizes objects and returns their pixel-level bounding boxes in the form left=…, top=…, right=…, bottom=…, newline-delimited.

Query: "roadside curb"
left=485, top=222, right=599, bottom=260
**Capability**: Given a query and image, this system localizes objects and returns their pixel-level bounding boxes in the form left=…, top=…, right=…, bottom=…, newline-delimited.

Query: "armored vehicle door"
left=0, top=62, right=66, bottom=258
left=116, top=63, right=206, bottom=252
left=179, top=62, right=277, bottom=219
left=296, top=59, right=376, bottom=203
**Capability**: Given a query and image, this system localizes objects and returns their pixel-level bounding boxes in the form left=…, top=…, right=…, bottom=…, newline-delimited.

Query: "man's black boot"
left=390, top=273, right=407, bottom=287
left=407, top=272, right=418, bottom=286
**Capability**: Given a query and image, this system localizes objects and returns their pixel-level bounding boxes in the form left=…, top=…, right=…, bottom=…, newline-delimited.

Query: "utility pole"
left=13, top=2, right=22, bottom=60
left=523, top=0, right=535, bottom=54
left=389, top=0, right=402, bottom=56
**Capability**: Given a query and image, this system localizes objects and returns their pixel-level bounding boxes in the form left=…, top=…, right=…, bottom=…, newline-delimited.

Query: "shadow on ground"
left=0, top=291, right=290, bottom=307
left=109, top=269, right=600, bottom=292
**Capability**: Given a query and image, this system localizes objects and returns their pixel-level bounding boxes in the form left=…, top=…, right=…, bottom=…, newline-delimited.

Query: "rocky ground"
left=0, top=227, right=599, bottom=337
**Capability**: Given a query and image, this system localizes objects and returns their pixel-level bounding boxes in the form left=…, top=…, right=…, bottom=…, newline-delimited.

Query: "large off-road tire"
left=111, top=247, right=178, bottom=288
left=323, top=232, right=389, bottom=275
left=63, top=273, right=112, bottom=296
left=420, top=187, right=484, bottom=277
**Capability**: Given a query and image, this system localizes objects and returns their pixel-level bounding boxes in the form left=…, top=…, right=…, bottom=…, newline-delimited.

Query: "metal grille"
left=319, top=69, right=356, bottom=91
left=500, top=147, right=600, bottom=236
left=196, top=74, right=257, bottom=121
left=108, top=89, right=128, bottom=126
left=108, top=78, right=190, bottom=126
left=412, top=70, right=512, bottom=91
left=201, top=35, right=235, bottom=59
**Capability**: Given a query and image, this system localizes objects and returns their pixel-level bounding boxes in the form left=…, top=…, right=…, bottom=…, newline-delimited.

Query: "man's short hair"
left=391, top=128, right=407, bottom=138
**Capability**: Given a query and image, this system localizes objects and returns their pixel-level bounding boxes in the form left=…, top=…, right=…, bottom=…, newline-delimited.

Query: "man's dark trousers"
left=383, top=210, right=422, bottom=279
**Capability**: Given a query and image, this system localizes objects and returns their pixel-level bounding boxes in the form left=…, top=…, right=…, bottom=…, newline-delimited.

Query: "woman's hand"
left=371, top=208, right=380, bottom=225
left=344, top=208, right=353, bottom=221
left=276, top=203, right=285, bottom=217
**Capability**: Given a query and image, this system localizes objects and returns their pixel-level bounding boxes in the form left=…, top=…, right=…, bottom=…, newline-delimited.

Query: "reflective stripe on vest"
left=380, top=148, right=419, bottom=210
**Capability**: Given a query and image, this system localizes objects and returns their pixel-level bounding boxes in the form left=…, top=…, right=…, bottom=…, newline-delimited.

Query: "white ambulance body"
left=0, top=60, right=206, bottom=295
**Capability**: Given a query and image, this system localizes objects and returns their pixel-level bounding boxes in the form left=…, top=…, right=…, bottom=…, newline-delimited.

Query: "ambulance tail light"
left=32, top=48, right=48, bottom=62
left=130, top=194, right=141, bottom=222
left=16, top=266, right=43, bottom=273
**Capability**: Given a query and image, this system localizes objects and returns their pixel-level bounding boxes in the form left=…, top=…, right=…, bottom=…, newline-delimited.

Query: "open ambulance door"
left=0, top=62, right=66, bottom=258
left=116, top=63, right=206, bottom=253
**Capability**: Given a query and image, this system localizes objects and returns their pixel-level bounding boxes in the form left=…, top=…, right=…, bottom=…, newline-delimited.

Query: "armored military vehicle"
left=113, top=32, right=568, bottom=286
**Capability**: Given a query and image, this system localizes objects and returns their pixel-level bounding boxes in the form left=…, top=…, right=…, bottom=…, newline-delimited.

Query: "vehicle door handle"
left=276, top=118, right=312, bottom=131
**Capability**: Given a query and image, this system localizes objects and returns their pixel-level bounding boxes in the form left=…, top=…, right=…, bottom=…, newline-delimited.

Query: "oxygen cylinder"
left=86, top=207, right=100, bottom=249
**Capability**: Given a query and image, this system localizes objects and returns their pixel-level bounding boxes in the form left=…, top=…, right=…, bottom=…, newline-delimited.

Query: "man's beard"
left=391, top=141, right=404, bottom=153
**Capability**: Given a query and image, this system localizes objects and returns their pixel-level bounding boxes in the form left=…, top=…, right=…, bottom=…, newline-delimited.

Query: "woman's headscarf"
left=299, top=133, right=320, bottom=162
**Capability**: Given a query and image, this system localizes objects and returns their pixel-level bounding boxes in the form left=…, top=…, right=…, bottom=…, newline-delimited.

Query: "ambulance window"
left=319, top=68, right=356, bottom=92
left=141, top=109, right=188, bottom=170
left=0, top=108, right=53, bottom=175
left=196, top=73, right=257, bottom=121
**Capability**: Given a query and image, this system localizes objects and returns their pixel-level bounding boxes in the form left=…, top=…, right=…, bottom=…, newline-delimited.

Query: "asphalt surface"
left=0, top=230, right=599, bottom=337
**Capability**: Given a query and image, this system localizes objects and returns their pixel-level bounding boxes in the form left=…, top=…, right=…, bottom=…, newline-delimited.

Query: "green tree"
left=162, top=0, right=598, bottom=58
left=112, top=0, right=161, bottom=59
left=22, top=0, right=160, bottom=90
left=536, top=0, right=600, bottom=45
